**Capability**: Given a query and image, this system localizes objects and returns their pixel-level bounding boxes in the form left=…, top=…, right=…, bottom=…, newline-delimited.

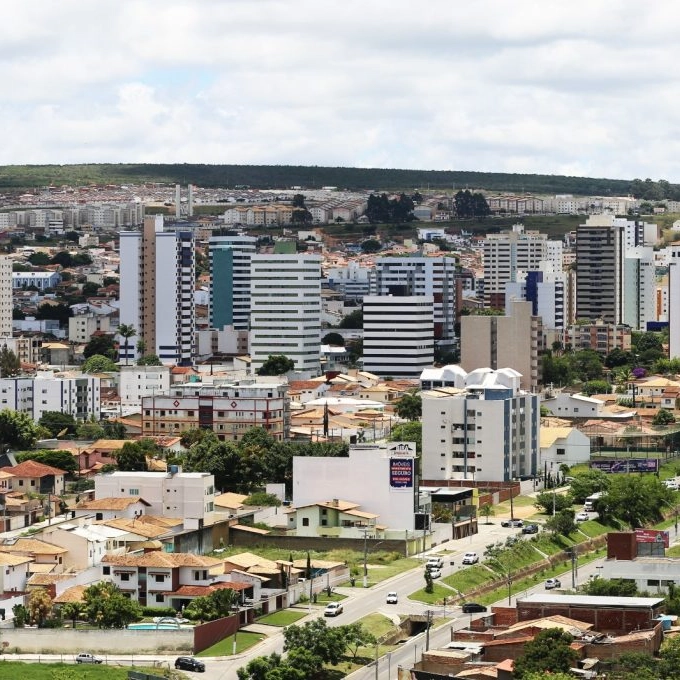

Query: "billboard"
left=635, top=529, right=669, bottom=548
left=389, top=457, right=414, bottom=490
left=590, top=458, right=659, bottom=474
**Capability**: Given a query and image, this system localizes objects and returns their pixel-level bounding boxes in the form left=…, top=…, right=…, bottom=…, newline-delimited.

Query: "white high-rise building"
left=250, top=254, right=322, bottom=374
left=505, top=269, right=567, bottom=330
left=483, top=226, right=548, bottom=308
left=363, top=295, right=434, bottom=377
left=623, top=247, right=656, bottom=331
left=209, top=235, right=256, bottom=331
left=420, top=366, right=539, bottom=483
left=669, top=245, right=680, bottom=358
left=369, top=256, right=457, bottom=348
left=0, top=256, right=12, bottom=337
left=119, top=215, right=195, bottom=366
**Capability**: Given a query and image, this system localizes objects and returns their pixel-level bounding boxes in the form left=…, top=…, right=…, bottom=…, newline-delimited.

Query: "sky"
left=3, top=0, right=680, bottom=181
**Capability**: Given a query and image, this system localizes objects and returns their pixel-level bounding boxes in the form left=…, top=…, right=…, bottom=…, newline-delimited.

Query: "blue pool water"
left=128, top=623, right=192, bottom=630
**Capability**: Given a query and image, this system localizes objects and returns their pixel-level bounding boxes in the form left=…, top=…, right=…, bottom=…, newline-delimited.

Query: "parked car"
left=427, top=568, right=442, bottom=579
left=76, top=653, right=102, bottom=665
left=545, top=578, right=561, bottom=590
left=664, top=479, right=679, bottom=490
left=461, top=602, right=487, bottom=613
left=522, top=523, right=539, bottom=534
left=175, top=657, right=206, bottom=672
left=324, top=602, right=344, bottom=617
left=500, top=518, right=523, bottom=528
left=575, top=511, right=590, bottom=522
left=386, top=591, right=398, bottom=604
left=426, top=556, right=444, bottom=569
left=462, top=552, right=479, bottom=565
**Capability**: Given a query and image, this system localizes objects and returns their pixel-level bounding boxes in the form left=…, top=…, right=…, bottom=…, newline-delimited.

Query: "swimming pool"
left=127, top=623, right=193, bottom=630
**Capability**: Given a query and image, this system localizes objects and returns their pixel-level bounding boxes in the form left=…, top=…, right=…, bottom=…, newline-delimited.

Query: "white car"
left=324, top=602, right=343, bottom=617
left=462, top=552, right=479, bottom=565
left=575, top=511, right=590, bottom=522
left=386, top=591, right=398, bottom=604
left=427, top=568, right=442, bottom=579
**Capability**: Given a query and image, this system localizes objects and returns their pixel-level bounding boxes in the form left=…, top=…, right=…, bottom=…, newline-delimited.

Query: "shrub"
left=141, top=606, right=178, bottom=618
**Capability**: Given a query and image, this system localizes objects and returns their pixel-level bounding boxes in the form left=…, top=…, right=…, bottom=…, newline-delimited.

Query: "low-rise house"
left=0, top=553, right=33, bottom=594
left=42, top=523, right=127, bottom=569
left=0, top=537, right=68, bottom=575
left=287, top=499, right=380, bottom=539
left=73, top=497, right=151, bottom=521
left=0, top=460, right=66, bottom=495
left=540, top=426, right=591, bottom=470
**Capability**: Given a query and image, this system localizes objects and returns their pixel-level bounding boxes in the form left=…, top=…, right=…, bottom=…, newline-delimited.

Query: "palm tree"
left=117, top=324, right=136, bottom=366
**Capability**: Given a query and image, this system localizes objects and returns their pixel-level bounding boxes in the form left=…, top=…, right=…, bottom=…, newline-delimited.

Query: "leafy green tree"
left=82, top=581, right=142, bottom=628
left=12, top=603, right=28, bottom=627
left=82, top=354, right=118, bottom=373
left=82, top=281, right=100, bottom=297
left=321, top=332, right=345, bottom=346
left=282, top=618, right=348, bottom=668
left=137, top=354, right=163, bottom=366
left=659, top=634, right=680, bottom=679
left=27, top=251, right=50, bottom=265
left=117, top=323, right=136, bottom=366
left=50, top=251, right=74, bottom=267
left=61, top=601, right=82, bottom=629
left=568, top=470, right=609, bottom=503
left=361, top=239, right=381, bottom=253
left=424, top=569, right=434, bottom=593
left=338, top=309, right=363, bottom=329
left=544, top=509, right=577, bottom=537
left=583, top=578, right=638, bottom=597
left=102, top=420, right=127, bottom=439
left=183, top=433, right=244, bottom=491
left=16, top=450, right=76, bottom=475
left=654, top=408, right=676, bottom=427
left=257, top=355, right=295, bottom=376
left=76, top=421, right=106, bottom=440
left=244, top=492, right=281, bottom=507
left=180, top=427, right=212, bottom=449
left=184, top=595, right=218, bottom=623
left=581, top=380, right=611, bottom=396
left=0, top=346, right=21, bottom=377
left=633, top=331, right=663, bottom=353
left=115, top=442, right=149, bottom=471
left=534, top=491, right=573, bottom=514
left=83, top=333, right=116, bottom=360
left=394, top=391, right=422, bottom=421
left=513, top=628, right=578, bottom=679
left=342, top=622, right=377, bottom=661
left=39, top=411, right=77, bottom=438
left=27, top=588, right=53, bottom=627
left=479, top=503, right=494, bottom=524
left=0, top=409, right=39, bottom=451
left=35, top=302, right=71, bottom=324
left=599, top=475, right=673, bottom=528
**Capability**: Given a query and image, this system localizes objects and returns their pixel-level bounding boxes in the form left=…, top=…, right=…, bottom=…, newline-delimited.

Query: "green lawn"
left=256, top=610, right=308, bottom=626
left=355, top=613, right=399, bottom=639
left=196, top=630, right=264, bottom=657
left=0, top=663, right=134, bottom=679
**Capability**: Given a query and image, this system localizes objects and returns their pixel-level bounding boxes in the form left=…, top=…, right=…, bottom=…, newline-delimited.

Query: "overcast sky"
left=3, top=1, right=679, bottom=181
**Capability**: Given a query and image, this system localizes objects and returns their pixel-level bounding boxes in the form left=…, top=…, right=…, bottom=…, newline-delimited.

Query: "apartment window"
left=102, top=566, right=110, bottom=575
left=556, top=448, right=566, bottom=456
left=129, top=488, right=139, bottom=496
left=187, top=411, right=195, bottom=417
left=302, top=517, right=309, bottom=527
left=155, top=594, right=164, bottom=603
left=154, top=574, right=165, bottom=583
left=120, top=573, right=130, bottom=581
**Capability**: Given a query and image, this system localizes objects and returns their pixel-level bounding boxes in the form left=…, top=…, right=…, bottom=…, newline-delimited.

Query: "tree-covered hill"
left=0, top=163, right=671, bottom=197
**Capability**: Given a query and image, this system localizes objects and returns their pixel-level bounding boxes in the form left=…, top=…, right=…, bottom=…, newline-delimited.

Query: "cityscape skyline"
left=3, top=1, right=680, bottom=182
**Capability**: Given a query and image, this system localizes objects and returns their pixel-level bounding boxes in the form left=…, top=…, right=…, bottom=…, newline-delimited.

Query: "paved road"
left=0, top=519, right=609, bottom=680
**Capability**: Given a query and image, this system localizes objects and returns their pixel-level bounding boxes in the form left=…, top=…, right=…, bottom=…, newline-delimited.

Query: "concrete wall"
left=0, top=628, right=193, bottom=654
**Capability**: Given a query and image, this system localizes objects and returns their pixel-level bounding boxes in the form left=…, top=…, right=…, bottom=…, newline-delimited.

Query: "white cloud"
left=1, top=0, right=680, bottom=181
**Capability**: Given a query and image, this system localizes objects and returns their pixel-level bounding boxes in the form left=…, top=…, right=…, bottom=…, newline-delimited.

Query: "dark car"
left=461, top=602, right=487, bottom=614
left=522, top=523, right=539, bottom=534
left=175, top=657, right=206, bottom=672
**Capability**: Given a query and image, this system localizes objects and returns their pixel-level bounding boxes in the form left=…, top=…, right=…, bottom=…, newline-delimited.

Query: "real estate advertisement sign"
left=590, top=458, right=659, bottom=474
left=389, top=457, right=414, bottom=490
left=635, top=529, right=669, bottom=547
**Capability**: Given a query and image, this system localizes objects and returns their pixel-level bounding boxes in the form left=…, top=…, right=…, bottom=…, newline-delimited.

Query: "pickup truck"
left=425, top=556, right=444, bottom=570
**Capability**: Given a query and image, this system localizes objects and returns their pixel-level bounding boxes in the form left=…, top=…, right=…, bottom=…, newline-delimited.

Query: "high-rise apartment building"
left=0, top=256, right=12, bottom=337
left=483, top=226, right=547, bottom=308
left=421, top=366, right=539, bottom=483
left=505, top=269, right=567, bottom=330
left=362, top=295, right=434, bottom=377
left=119, top=215, right=195, bottom=366
left=249, top=254, right=322, bottom=374
left=669, top=245, right=680, bottom=358
left=369, top=256, right=457, bottom=348
left=575, top=215, right=625, bottom=324
left=623, top=246, right=656, bottom=331
left=208, top=235, right=256, bottom=331
left=460, top=300, right=541, bottom=392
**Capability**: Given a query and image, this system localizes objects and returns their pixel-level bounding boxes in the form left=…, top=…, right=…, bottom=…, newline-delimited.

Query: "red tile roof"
left=1, top=460, right=66, bottom=477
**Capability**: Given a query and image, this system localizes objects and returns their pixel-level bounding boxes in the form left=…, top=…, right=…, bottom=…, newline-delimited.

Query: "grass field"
left=0, top=663, right=135, bottom=679
left=196, top=630, right=264, bottom=657
left=256, top=610, right=308, bottom=627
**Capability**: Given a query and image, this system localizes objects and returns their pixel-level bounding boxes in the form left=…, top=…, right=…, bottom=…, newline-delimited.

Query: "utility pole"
left=425, top=610, right=432, bottom=651
left=510, top=487, right=515, bottom=521
left=362, top=528, right=369, bottom=588
left=570, top=549, right=577, bottom=589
